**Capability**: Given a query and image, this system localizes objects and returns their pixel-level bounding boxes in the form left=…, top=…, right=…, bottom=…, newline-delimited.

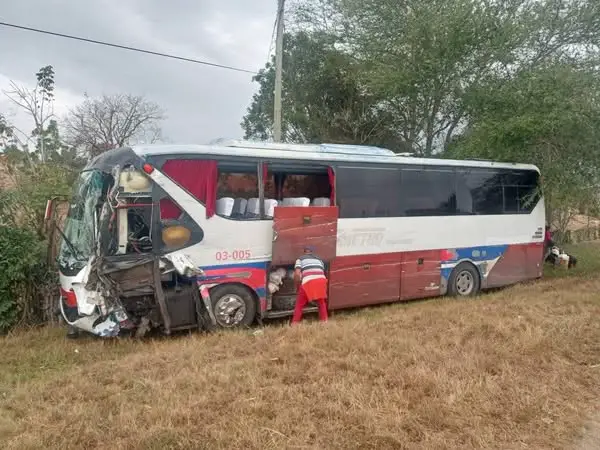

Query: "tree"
left=241, top=31, right=405, bottom=150
left=445, top=65, right=600, bottom=232
left=0, top=114, right=14, bottom=149
left=64, top=94, right=165, bottom=158
left=291, top=0, right=600, bottom=156
left=3, top=66, right=56, bottom=162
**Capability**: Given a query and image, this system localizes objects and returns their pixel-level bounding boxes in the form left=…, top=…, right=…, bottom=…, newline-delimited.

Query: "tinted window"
left=401, top=168, right=457, bottom=216
left=503, top=186, right=520, bottom=213
left=502, top=170, right=540, bottom=213
left=337, top=165, right=539, bottom=218
left=336, top=167, right=401, bottom=218
left=456, top=170, right=504, bottom=215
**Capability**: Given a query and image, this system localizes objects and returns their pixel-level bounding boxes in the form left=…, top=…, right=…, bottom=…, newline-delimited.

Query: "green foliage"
left=0, top=226, right=45, bottom=333
left=281, top=0, right=600, bottom=156
left=35, top=66, right=55, bottom=101
left=446, top=65, right=600, bottom=228
left=241, top=31, right=405, bottom=150
left=0, top=66, right=87, bottom=331
left=0, top=159, right=72, bottom=332
left=1, top=161, right=75, bottom=232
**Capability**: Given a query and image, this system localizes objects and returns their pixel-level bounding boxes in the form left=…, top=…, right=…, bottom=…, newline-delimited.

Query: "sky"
left=0, top=0, right=277, bottom=144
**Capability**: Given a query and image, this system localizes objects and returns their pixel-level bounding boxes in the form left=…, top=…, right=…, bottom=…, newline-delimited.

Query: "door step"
left=264, top=306, right=319, bottom=319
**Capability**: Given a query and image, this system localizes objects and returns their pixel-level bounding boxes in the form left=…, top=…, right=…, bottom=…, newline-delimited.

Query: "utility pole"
left=273, top=0, right=285, bottom=142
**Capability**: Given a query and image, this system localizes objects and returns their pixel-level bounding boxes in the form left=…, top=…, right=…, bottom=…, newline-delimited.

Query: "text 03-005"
left=215, top=250, right=251, bottom=262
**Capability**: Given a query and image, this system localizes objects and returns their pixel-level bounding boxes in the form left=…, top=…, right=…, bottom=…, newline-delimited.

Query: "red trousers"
left=291, top=281, right=328, bottom=324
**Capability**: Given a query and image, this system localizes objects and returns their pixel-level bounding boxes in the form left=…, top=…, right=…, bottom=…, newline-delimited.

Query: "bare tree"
left=3, top=66, right=56, bottom=162
left=64, top=94, right=165, bottom=158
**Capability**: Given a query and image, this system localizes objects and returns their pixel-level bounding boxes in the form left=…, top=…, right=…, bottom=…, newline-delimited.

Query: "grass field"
left=1, top=243, right=599, bottom=449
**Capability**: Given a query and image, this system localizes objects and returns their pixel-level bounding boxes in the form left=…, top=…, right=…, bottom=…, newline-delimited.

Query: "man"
left=291, top=246, right=328, bottom=325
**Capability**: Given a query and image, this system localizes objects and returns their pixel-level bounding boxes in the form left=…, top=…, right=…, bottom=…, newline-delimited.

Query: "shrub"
left=0, top=226, right=46, bottom=333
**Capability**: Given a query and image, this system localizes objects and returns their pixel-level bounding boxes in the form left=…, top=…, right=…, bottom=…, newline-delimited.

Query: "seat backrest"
left=246, top=198, right=260, bottom=217
left=216, top=197, right=234, bottom=217
left=312, top=197, right=331, bottom=207
left=281, top=197, right=294, bottom=207
left=293, top=197, right=310, bottom=207
left=264, top=199, right=278, bottom=218
left=232, top=198, right=248, bottom=217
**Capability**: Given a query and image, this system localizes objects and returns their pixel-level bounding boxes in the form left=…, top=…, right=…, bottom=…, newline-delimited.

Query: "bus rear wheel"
left=448, top=263, right=480, bottom=297
left=210, top=284, right=256, bottom=329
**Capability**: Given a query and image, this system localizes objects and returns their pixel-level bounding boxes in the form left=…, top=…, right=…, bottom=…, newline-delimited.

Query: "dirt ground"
left=0, top=245, right=599, bottom=450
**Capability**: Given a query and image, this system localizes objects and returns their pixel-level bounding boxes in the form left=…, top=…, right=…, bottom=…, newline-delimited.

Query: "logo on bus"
left=338, top=229, right=385, bottom=247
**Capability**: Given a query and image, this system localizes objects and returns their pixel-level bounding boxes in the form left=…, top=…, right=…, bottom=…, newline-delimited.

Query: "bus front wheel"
left=448, top=263, right=481, bottom=297
left=210, top=284, right=257, bottom=329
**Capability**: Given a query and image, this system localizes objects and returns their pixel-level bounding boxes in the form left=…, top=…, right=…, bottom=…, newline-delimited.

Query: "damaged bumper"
left=60, top=253, right=215, bottom=338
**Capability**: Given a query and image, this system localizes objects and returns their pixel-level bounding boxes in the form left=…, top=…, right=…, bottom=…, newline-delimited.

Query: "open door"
left=271, top=206, right=338, bottom=265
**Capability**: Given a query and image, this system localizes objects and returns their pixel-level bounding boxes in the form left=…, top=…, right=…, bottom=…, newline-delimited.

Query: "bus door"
left=271, top=206, right=339, bottom=266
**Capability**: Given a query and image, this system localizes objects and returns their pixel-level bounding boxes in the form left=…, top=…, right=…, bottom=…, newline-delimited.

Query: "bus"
left=56, top=140, right=545, bottom=337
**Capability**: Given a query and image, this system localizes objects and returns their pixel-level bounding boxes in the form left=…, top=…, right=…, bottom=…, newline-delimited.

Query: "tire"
left=448, top=262, right=481, bottom=297
left=210, top=284, right=257, bottom=328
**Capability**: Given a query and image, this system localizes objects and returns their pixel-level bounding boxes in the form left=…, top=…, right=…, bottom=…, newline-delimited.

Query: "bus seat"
left=312, top=197, right=331, bottom=207
left=232, top=198, right=248, bottom=218
left=281, top=198, right=294, bottom=207
left=264, top=199, right=278, bottom=218
left=216, top=197, right=235, bottom=217
left=294, top=197, right=310, bottom=207
left=246, top=198, right=260, bottom=218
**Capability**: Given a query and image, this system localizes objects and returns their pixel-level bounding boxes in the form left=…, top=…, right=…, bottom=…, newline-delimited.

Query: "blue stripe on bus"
left=201, top=261, right=269, bottom=271
left=449, top=245, right=508, bottom=262
left=441, top=244, right=509, bottom=280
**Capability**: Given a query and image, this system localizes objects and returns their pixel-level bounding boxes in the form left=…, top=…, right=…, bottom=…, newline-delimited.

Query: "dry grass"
left=1, top=248, right=600, bottom=449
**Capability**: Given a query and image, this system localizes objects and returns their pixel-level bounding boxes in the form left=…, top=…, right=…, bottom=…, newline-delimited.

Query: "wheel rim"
left=214, top=294, right=246, bottom=327
left=456, top=270, right=475, bottom=296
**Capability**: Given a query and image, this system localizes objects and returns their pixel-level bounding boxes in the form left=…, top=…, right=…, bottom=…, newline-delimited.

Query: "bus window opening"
left=264, top=166, right=333, bottom=210
left=216, top=162, right=259, bottom=219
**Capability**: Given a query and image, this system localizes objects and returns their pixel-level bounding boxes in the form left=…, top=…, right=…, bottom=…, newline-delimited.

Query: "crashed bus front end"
left=58, top=148, right=216, bottom=338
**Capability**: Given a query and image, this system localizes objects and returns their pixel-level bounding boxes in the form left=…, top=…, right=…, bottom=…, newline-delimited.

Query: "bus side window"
left=503, top=170, right=540, bottom=214
left=336, top=166, right=400, bottom=218
left=458, top=170, right=504, bottom=215
left=263, top=166, right=334, bottom=214
left=401, top=168, right=456, bottom=216
left=215, top=162, right=262, bottom=220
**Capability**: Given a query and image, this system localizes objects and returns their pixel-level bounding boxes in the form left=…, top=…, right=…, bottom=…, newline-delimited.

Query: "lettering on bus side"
left=215, top=250, right=252, bottom=262
left=337, top=229, right=385, bottom=248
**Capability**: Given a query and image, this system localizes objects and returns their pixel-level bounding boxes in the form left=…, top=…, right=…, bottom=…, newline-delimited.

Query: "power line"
left=0, top=21, right=257, bottom=75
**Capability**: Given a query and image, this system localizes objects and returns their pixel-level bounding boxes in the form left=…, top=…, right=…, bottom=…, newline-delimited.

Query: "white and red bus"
left=56, top=141, right=545, bottom=337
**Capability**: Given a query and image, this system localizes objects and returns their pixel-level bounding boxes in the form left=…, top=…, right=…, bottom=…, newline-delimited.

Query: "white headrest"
left=246, top=198, right=260, bottom=216
left=294, top=197, right=310, bottom=207
left=312, top=197, right=331, bottom=207
left=264, top=199, right=278, bottom=217
left=233, top=198, right=248, bottom=215
left=216, top=197, right=234, bottom=217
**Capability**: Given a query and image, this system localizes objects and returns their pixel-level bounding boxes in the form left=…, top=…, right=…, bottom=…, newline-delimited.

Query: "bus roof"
left=131, top=140, right=540, bottom=172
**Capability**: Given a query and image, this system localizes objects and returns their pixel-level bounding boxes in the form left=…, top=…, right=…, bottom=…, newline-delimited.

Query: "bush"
left=0, top=226, right=46, bottom=333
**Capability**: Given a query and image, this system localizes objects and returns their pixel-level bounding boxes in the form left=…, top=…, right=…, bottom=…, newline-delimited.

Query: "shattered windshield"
left=58, top=170, right=105, bottom=271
